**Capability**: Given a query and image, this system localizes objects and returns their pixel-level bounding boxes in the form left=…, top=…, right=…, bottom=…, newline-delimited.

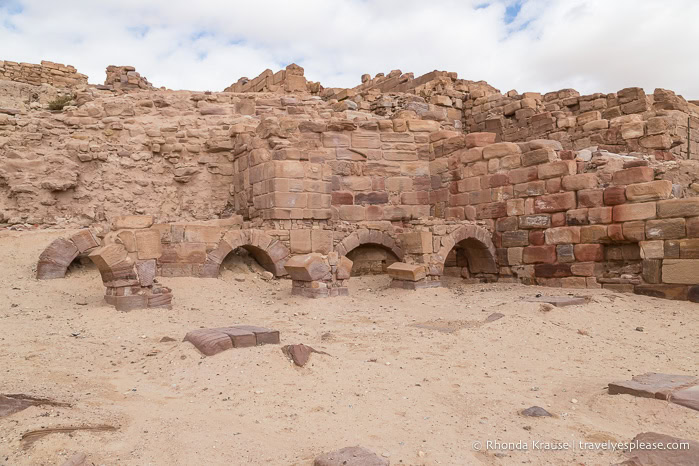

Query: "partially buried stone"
left=314, top=446, right=389, bottom=466
left=521, top=406, right=552, bottom=417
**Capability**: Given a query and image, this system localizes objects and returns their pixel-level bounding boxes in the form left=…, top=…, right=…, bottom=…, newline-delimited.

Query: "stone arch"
left=204, top=228, right=290, bottom=277
left=435, top=224, right=498, bottom=275
left=335, top=229, right=404, bottom=260
left=36, top=229, right=101, bottom=279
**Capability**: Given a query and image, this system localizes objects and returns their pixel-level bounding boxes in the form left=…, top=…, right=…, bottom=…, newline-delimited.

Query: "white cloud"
left=1, top=0, right=698, bottom=98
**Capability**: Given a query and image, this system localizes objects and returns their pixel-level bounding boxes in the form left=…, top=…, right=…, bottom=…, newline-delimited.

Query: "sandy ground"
left=0, top=229, right=697, bottom=466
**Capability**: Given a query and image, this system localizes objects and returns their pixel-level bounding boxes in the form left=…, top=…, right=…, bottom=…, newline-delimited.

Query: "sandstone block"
left=387, top=262, right=426, bottom=281
left=574, top=244, right=604, bottom=262
left=613, top=202, right=656, bottom=222
left=603, top=186, right=627, bottom=205
left=522, top=245, right=556, bottom=264
left=70, top=229, right=100, bottom=253
left=623, top=221, right=645, bottom=241
left=645, top=218, right=685, bottom=240
left=336, top=255, right=353, bottom=279
left=634, top=285, right=689, bottom=301
left=482, top=142, right=521, bottom=159
left=400, top=231, right=433, bottom=253
left=311, top=230, right=333, bottom=254
left=556, top=244, right=575, bottom=262
left=679, top=239, right=699, bottom=258
left=640, top=240, right=664, bottom=259
left=290, top=229, right=312, bottom=253
left=580, top=225, right=609, bottom=243
left=612, top=166, right=654, bottom=186
left=588, top=207, right=613, bottom=224
left=537, top=161, right=575, bottom=179
left=662, top=259, right=699, bottom=284
left=112, top=215, right=154, bottom=230
left=657, top=198, right=699, bottom=218
left=687, top=217, right=699, bottom=237
left=406, top=120, right=440, bottom=132
left=545, top=226, right=580, bottom=244
left=522, top=147, right=555, bottom=167
left=562, top=173, right=598, bottom=191
left=642, top=259, right=662, bottom=284
left=578, top=189, right=604, bottom=207
left=626, top=180, right=672, bottom=202
left=284, top=253, right=331, bottom=281
left=89, top=244, right=128, bottom=271
left=533, top=192, right=576, bottom=213
left=502, top=230, right=529, bottom=247
left=519, top=214, right=551, bottom=229
left=464, top=132, right=497, bottom=148
left=135, top=229, right=162, bottom=260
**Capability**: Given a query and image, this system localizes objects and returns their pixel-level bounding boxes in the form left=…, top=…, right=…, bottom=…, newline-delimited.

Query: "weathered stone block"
left=645, top=218, right=685, bottom=240
left=634, top=284, right=689, bottom=300
left=612, top=166, right=654, bottom=186
left=623, top=221, right=646, bottom=241
left=464, top=132, right=497, bottom=148
left=657, top=199, right=699, bottom=218
left=336, top=255, right=353, bottom=279
left=387, top=262, right=426, bottom=281
left=537, top=161, right=575, bottom=179
left=502, top=230, right=529, bottom=247
left=70, top=229, right=100, bottom=253
left=400, top=231, right=433, bottom=253
left=112, top=215, right=154, bottom=229
left=588, top=207, right=612, bottom=224
left=544, top=226, right=580, bottom=244
left=679, top=239, right=699, bottom=258
left=290, top=229, right=312, bottom=253
left=483, top=142, right=521, bottom=159
left=642, top=259, right=662, bottom=284
left=578, top=189, right=604, bottom=207
left=626, top=180, right=672, bottom=202
left=580, top=225, right=609, bottom=243
left=522, top=147, right=555, bottom=167
left=603, top=186, right=627, bottom=205
left=519, top=214, right=551, bottom=229
left=640, top=240, right=665, bottom=259
left=613, top=202, right=656, bottom=222
left=574, top=244, right=604, bottom=262
left=89, top=244, right=128, bottom=271
left=522, top=245, right=556, bottom=264
left=283, top=253, right=331, bottom=281
left=534, top=263, right=571, bottom=278
left=135, top=229, right=162, bottom=260
left=533, top=192, right=576, bottom=213
left=562, top=174, right=598, bottom=191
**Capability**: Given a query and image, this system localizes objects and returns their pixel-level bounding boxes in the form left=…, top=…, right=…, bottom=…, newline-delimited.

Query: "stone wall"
left=333, top=70, right=699, bottom=161
left=104, top=65, right=154, bottom=91
left=225, top=64, right=321, bottom=94
left=0, top=60, right=87, bottom=87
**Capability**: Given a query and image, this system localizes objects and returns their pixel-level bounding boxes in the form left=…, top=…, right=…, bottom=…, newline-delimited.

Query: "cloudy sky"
left=1, top=0, right=698, bottom=98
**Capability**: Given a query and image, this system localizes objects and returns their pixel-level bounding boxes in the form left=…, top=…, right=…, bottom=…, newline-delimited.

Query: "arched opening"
left=435, top=225, right=498, bottom=283
left=220, top=245, right=279, bottom=277
left=207, top=229, right=290, bottom=278
left=64, top=255, right=97, bottom=277
left=346, top=244, right=400, bottom=276
left=443, top=238, right=498, bottom=281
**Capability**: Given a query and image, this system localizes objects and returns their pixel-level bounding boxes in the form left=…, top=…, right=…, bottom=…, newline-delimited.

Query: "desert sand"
left=1, top=229, right=697, bottom=465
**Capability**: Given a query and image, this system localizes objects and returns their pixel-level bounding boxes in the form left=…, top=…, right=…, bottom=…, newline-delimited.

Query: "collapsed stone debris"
left=0, top=58, right=697, bottom=308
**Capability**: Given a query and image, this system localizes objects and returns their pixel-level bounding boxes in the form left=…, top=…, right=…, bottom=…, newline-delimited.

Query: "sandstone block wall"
left=104, top=65, right=154, bottom=90
left=225, top=64, right=320, bottom=94
left=0, top=60, right=88, bottom=87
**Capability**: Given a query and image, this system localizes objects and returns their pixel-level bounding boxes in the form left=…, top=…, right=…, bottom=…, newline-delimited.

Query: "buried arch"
left=204, top=229, right=291, bottom=278
left=36, top=229, right=102, bottom=279
left=435, top=224, right=498, bottom=276
left=335, top=229, right=404, bottom=276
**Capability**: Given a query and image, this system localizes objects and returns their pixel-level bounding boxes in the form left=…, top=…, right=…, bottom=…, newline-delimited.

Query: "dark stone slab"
left=608, top=372, right=698, bottom=400
left=485, top=312, right=505, bottom=323
left=232, top=325, right=280, bottom=345
left=669, top=385, right=699, bottom=411
left=184, top=329, right=233, bottom=356
left=314, top=446, right=389, bottom=466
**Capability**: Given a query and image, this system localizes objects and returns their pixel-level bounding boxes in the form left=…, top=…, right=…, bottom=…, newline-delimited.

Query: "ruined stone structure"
left=104, top=65, right=154, bottom=91
left=1, top=59, right=698, bottom=307
left=0, top=60, right=88, bottom=88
